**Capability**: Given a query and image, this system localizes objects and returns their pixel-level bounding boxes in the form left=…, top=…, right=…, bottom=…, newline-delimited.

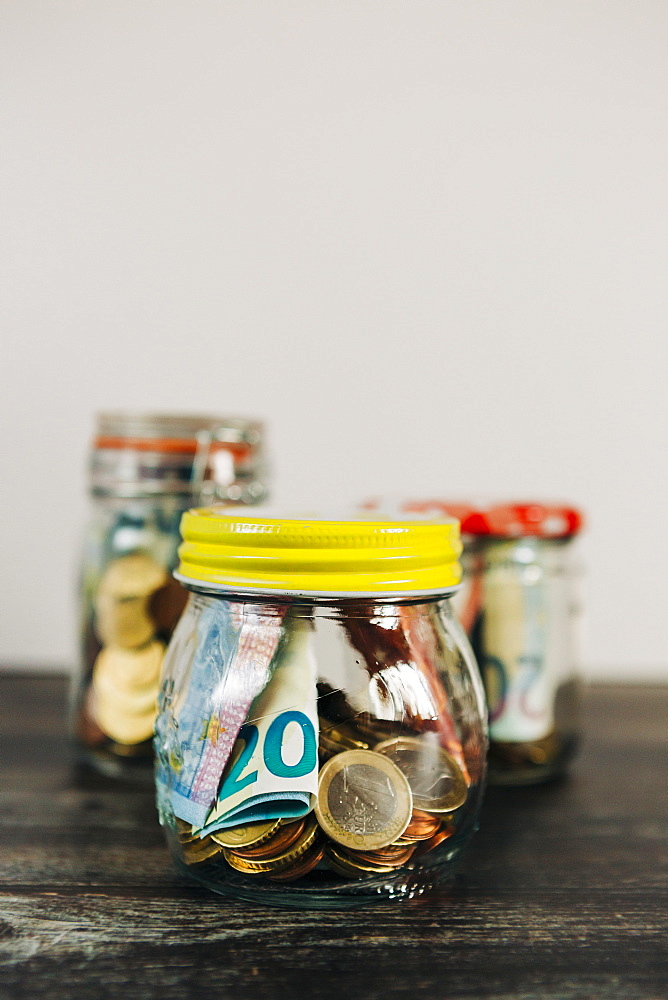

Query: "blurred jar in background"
left=73, top=412, right=268, bottom=781
left=362, top=499, right=585, bottom=786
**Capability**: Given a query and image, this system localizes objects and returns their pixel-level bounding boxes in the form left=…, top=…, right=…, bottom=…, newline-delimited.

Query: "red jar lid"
left=370, top=499, right=583, bottom=539
left=468, top=502, right=583, bottom=538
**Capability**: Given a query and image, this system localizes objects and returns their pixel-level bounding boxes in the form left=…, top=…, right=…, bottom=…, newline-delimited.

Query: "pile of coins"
left=324, top=808, right=454, bottom=877
left=216, top=816, right=325, bottom=882
left=172, top=717, right=469, bottom=883
left=175, top=818, right=223, bottom=865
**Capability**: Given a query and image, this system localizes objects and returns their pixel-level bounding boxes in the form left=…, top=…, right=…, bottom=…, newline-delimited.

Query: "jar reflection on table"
left=73, top=412, right=268, bottom=781
left=154, top=509, right=487, bottom=908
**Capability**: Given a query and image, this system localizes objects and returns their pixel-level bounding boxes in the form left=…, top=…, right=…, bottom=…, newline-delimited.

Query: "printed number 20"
left=218, top=710, right=316, bottom=802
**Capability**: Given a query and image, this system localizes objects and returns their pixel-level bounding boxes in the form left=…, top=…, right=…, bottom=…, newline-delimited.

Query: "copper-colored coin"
left=329, top=843, right=401, bottom=872
left=402, top=810, right=443, bottom=841
left=411, top=823, right=456, bottom=858
left=365, top=842, right=415, bottom=858
left=354, top=844, right=416, bottom=867
left=266, top=842, right=326, bottom=882
left=374, top=736, right=468, bottom=812
left=230, top=817, right=306, bottom=859
left=210, top=818, right=282, bottom=849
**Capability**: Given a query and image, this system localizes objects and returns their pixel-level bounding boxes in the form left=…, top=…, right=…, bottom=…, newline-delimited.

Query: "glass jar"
left=154, top=509, right=487, bottom=908
left=379, top=500, right=584, bottom=785
left=73, top=412, right=267, bottom=781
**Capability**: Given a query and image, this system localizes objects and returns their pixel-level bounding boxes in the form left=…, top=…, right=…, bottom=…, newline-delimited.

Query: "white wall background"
left=1, top=1, right=666, bottom=681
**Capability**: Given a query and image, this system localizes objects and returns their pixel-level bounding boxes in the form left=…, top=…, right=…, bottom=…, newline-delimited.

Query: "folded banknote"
left=158, top=598, right=287, bottom=827
left=198, top=616, right=319, bottom=835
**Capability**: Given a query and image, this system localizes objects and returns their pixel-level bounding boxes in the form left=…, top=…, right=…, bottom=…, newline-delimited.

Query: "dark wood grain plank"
left=0, top=674, right=666, bottom=1000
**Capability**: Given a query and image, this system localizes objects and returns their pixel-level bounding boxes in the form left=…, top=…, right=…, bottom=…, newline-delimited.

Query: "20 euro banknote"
left=157, top=598, right=287, bottom=827
left=198, top=615, right=319, bottom=835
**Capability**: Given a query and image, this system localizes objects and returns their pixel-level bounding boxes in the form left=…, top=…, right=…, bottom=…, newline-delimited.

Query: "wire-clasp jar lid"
left=89, top=412, right=267, bottom=502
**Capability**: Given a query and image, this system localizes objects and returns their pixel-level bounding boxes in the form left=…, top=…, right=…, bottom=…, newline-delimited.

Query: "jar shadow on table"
left=68, top=760, right=162, bottom=828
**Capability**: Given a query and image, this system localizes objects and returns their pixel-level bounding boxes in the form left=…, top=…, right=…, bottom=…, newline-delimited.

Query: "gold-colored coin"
left=223, top=853, right=269, bottom=876
left=94, top=552, right=168, bottom=649
left=175, top=818, right=202, bottom=844
left=224, top=815, right=320, bottom=875
left=318, top=735, right=342, bottom=761
left=349, top=715, right=406, bottom=744
left=319, top=719, right=370, bottom=751
left=325, top=854, right=366, bottom=879
left=91, top=641, right=164, bottom=744
left=411, top=822, right=455, bottom=858
left=374, top=737, right=468, bottom=813
left=316, top=749, right=413, bottom=851
left=210, top=818, right=282, bottom=849
left=266, top=842, right=326, bottom=882
left=489, top=730, right=560, bottom=767
left=318, top=719, right=371, bottom=761
left=177, top=829, right=200, bottom=845
left=325, top=843, right=396, bottom=876
left=230, top=818, right=305, bottom=859
left=180, top=836, right=225, bottom=865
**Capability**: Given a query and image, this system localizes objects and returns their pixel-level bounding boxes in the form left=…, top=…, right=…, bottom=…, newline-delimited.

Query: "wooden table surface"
left=0, top=673, right=665, bottom=1000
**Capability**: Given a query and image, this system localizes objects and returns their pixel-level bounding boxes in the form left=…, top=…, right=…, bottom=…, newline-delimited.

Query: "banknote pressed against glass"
left=154, top=508, right=487, bottom=907
left=72, top=412, right=267, bottom=782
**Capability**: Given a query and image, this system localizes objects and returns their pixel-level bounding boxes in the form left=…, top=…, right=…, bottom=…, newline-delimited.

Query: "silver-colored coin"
left=374, top=736, right=468, bottom=812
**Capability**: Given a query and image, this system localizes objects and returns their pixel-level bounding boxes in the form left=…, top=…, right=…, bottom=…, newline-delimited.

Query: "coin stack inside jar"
left=315, top=716, right=467, bottom=879
left=171, top=712, right=470, bottom=883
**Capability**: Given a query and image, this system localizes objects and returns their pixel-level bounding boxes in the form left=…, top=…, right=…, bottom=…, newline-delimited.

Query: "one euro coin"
left=316, top=749, right=412, bottom=851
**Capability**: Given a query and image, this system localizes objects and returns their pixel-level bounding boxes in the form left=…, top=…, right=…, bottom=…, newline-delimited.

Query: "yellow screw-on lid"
left=176, top=507, right=462, bottom=597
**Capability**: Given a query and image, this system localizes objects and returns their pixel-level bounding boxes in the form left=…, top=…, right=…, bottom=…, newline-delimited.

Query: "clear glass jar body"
left=72, top=413, right=268, bottom=781
left=73, top=494, right=191, bottom=780
left=155, top=591, right=487, bottom=908
left=454, top=536, right=582, bottom=785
